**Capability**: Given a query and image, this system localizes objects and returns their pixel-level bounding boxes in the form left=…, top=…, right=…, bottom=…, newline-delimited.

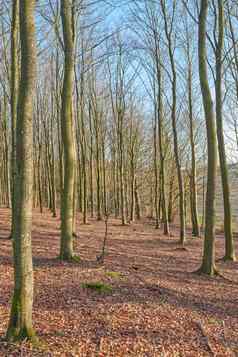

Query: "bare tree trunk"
left=75, top=55, right=88, bottom=224
left=135, top=179, right=141, bottom=220
left=153, top=122, right=160, bottom=228
left=7, top=0, right=37, bottom=341
left=161, top=0, right=185, bottom=244
left=9, top=0, right=19, bottom=237
left=2, top=98, right=11, bottom=209
left=157, top=64, right=169, bottom=236
left=95, top=119, right=102, bottom=221
left=215, top=0, right=235, bottom=261
left=89, top=103, right=94, bottom=218
left=118, top=111, right=127, bottom=225
left=60, top=0, right=76, bottom=260
left=102, top=139, right=107, bottom=216
left=198, top=0, right=218, bottom=275
left=188, top=61, right=200, bottom=237
left=129, top=127, right=136, bottom=222
left=50, top=73, right=57, bottom=218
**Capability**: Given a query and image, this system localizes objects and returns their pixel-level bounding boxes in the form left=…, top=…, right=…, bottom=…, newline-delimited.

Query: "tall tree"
left=60, top=0, right=77, bottom=260
left=161, top=0, right=185, bottom=244
left=215, top=0, right=236, bottom=261
left=185, top=22, right=200, bottom=237
left=9, top=0, right=19, bottom=238
left=157, top=63, right=169, bottom=236
left=198, top=0, right=218, bottom=275
left=6, top=0, right=37, bottom=341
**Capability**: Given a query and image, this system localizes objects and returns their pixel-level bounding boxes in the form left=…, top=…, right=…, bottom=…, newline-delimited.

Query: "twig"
left=195, top=320, right=215, bottom=356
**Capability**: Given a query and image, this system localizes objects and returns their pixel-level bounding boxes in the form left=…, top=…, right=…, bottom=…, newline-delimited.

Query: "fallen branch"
left=195, top=320, right=214, bottom=356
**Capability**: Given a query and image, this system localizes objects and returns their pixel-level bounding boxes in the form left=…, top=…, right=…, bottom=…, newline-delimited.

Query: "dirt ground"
left=0, top=208, right=237, bottom=356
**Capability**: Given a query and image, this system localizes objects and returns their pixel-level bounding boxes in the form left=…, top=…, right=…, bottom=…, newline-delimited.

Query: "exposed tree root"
left=192, top=266, right=235, bottom=283
left=192, top=267, right=220, bottom=277
left=6, top=327, right=38, bottom=345
left=58, top=255, right=81, bottom=263
left=221, top=255, right=236, bottom=262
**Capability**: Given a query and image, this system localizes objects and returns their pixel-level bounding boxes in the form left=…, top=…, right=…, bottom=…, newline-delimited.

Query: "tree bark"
left=7, top=0, right=37, bottom=341
left=9, top=0, right=19, bottom=238
left=188, top=61, right=200, bottom=237
left=215, top=0, right=235, bottom=261
left=161, top=0, right=185, bottom=244
left=60, top=0, right=76, bottom=260
left=198, top=0, right=218, bottom=275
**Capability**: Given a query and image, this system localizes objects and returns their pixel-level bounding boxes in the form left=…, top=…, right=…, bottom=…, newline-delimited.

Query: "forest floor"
left=0, top=208, right=238, bottom=357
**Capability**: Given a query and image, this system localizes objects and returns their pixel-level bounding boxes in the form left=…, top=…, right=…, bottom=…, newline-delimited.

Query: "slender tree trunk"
left=115, top=156, right=120, bottom=218
left=102, top=140, right=107, bottom=216
left=2, top=98, right=11, bottom=209
left=215, top=0, right=235, bottom=261
left=60, top=0, right=76, bottom=260
left=37, top=148, right=43, bottom=214
left=56, top=48, right=63, bottom=196
left=161, top=0, right=185, bottom=244
left=188, top=62, right=200, bottom=237
left=95, top=125, right=102, bottom=220
left=118, top=112, right=127, bottom=225
left=50, top=84, right=57, bottom=217
left=168, top=167, right=175, bottom=223
left=153, top=123, right=160, bottom=229
left=76, top=62, right=88, bottom=224
left=135, top=179, right=141, bottom=220
left=157, top=64, right=169, bottom=236
left=130, top=161, right=135, bottom=222
left=89, top=104, right=94, bottom=218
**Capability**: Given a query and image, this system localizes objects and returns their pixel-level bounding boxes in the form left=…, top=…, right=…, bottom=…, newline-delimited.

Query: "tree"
left=161, top=0, right=185, bottom=244
left=60, top=0, right=77, bottom=260
left=198, top=0, right=218, bottom=275
left=9, top=0, right=19, bottom=238
left=184, top=19, right=200, bottom=237
left=6, top=0, right=37, bottom=341
left=214, top=0, right=236, bottom=261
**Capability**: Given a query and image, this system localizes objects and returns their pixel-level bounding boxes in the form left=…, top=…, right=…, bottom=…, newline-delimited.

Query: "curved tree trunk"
left=198, top=0, right=218, bottom=275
